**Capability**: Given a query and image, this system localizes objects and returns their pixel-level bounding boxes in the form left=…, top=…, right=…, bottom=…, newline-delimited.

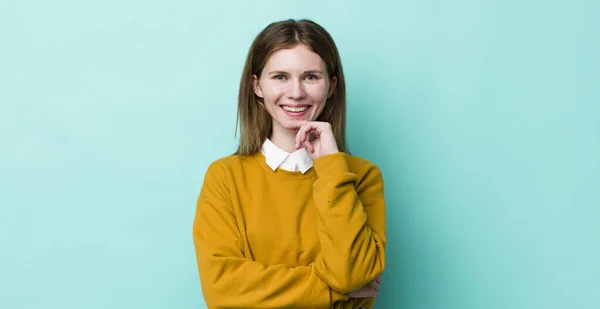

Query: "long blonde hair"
left=235, top=19, right=349, bottom=155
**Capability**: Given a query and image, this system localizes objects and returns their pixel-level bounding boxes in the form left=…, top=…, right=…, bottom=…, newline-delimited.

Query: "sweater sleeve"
left=312, top=153, right=387, bottom=293
left=192, top=161, right=349, bottom=309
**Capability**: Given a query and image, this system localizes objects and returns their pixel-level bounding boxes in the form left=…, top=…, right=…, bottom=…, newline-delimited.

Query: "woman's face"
left=253, top=44, right=337, bottom=134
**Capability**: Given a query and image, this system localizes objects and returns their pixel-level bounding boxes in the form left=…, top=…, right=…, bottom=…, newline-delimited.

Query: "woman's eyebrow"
left=266, top=70, right=288, bottom=75
left=266, top=69, right=324, bottom=74
left=303, top=70, right=324, bottom=74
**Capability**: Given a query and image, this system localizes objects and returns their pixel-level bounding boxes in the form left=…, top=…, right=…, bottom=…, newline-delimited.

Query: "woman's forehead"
left=263, top=45, right=326, bottom=72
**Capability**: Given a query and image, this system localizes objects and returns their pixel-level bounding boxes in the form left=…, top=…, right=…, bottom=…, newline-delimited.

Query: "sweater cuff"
left=313, top=152, right=350, bottom=178
left=330, top=287, right=349, bottom=303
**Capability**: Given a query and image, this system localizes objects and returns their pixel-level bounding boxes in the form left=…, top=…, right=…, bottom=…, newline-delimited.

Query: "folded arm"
left=193, top=162, right=348, bottom=309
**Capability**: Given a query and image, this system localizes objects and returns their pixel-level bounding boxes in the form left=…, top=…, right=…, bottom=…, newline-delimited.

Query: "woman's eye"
left=305, top=74, right=319, bottom=80
left=273, top=75, right=285, bottom=80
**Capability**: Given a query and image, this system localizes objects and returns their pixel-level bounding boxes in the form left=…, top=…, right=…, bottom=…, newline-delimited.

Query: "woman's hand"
left=346, top=276, right=381, bottom=299
left=285, top=121, right=339, bottom=160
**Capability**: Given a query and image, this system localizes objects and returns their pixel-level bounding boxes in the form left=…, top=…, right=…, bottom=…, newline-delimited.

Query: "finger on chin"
left=303, top=140, right=313, bottom=152
left=301, top=128, right=309, bottom=143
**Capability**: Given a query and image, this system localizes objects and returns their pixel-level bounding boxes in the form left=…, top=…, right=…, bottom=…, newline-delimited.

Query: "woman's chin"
left=271, top=112, right=317, bottom=132
left=279, top=115, right=310, bottom=125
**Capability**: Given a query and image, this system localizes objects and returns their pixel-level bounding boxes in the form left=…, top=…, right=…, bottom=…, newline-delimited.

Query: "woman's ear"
left=252, top=74, right=264, bottom=98
left=327, top=76, right=337, bottom=99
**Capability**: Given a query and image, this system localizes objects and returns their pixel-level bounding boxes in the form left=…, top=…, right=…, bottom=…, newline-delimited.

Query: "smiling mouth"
left=282, top=105, right=310, bottom=112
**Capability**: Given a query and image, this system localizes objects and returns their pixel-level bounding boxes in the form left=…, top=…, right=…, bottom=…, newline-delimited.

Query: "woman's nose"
left=286, top=78, right=306, bottom=100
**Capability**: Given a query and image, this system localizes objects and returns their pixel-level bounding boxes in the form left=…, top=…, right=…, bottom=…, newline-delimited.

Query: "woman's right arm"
left=192, top=162, right=348, bottom=309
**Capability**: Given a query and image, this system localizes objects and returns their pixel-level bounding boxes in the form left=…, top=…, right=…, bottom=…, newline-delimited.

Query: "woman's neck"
left=270, top=127, right=299, bottom=153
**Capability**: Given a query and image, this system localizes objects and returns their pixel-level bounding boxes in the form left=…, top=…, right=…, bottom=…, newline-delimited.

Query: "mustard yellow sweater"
left=193, top=151, right=386, bottom=309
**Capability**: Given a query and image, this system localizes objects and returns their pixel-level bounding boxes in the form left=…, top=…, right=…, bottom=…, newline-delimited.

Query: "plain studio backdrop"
left=1, top=1, right=598, bottom=308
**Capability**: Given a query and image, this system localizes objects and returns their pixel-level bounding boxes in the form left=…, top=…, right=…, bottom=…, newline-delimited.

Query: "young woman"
left=193, top=19, right=386, bottom=309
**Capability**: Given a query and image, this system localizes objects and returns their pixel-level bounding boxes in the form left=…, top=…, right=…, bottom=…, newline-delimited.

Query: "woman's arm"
left=192, top=162, right=348, bottom=309
left=311, top=153, right=387, bottom=294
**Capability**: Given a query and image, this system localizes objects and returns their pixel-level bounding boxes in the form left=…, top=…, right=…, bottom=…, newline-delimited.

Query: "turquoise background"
left=1, top=0, right=599, bottom=308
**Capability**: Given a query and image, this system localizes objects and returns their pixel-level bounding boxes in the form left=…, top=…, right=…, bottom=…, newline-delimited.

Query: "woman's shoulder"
left=200, top=155, right=255, bottom=189
left=206, top=154, right=255, bottom=170
left=343, top=153, right=385, bottom=188
left=344, top=153, right=382, bottom=175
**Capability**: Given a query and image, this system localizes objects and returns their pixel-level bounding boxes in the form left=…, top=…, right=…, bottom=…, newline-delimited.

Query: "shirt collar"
left=261, top=139, right=313, bottom=174
left=290, top=148, right=313, bottom=174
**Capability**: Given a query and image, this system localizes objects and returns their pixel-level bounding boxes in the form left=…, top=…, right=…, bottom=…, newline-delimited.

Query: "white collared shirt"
left=261, top=138, right=313, bottom=174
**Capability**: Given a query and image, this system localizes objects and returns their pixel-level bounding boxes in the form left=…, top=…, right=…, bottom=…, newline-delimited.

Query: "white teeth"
left=282, top=106, right=308, bottom=112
